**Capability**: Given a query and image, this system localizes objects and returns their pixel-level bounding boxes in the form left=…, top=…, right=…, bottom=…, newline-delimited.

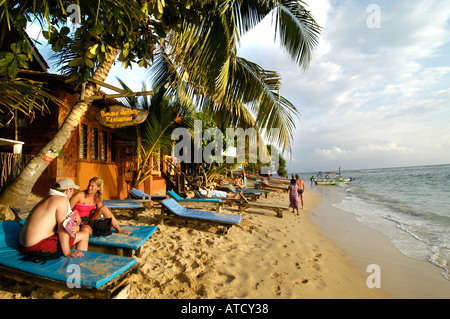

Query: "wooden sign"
left=96, top=106, right=149, bottom=128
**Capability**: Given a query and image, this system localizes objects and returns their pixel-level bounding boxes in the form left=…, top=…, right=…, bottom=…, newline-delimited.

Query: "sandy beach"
left=0, top=185, right=396, bottom=299
left=309, top=183, right=450, bottom=299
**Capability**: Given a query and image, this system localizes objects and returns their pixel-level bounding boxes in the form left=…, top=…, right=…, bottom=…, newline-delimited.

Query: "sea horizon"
left=295, top=163, right=450, bottom=281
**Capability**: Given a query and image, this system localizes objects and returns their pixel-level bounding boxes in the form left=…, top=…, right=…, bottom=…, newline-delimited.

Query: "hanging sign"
left=95, top=106, right=149, bottom=128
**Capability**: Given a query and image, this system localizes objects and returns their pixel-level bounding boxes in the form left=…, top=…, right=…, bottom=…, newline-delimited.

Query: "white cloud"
left=102, top=0, right=450, bottom=172
left=25, top=1, right=450, bottom=172
left=315, top=142, right=414, bottom=161
left=237, top=0, right=450, bottom=172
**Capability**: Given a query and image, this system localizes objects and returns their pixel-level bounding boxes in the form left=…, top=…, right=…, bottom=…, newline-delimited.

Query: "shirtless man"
left=295, top=174, right=306, bottom=210
left=19, top=178, right=89, bottom=258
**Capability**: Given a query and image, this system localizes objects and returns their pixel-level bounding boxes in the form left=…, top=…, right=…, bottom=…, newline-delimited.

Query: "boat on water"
left=313, top=170, right=351, bottom=185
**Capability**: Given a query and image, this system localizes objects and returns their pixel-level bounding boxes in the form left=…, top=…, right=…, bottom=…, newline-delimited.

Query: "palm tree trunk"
left=0, top=49, right=120, bottom=207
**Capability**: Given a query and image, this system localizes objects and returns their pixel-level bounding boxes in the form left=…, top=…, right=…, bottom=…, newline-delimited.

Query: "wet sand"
left=309, top=183, right=450, bottom=299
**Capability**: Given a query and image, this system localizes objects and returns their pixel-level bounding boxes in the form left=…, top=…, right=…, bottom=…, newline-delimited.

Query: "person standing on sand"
left=288, top=179, right=299, bottom=215
left=296, top=174, right=305, bottom=210
left=19, top=178, right=89, bottom=257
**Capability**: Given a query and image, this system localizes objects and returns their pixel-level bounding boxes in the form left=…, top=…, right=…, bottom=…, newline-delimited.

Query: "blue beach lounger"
left=167, top=190, right=221, bottom=203
left=89, top=225, right=157, bottom=257
left=160, top=198, right=242, bottom=235
left=225, top=185, right=264, bottom=200
left=167, top=190, right=222, bottom=211
left=0, top=221, right=138, bottom=298
left=103, top=199, right=145, bottom=220
left=129, top=189, right=167, bottom=202
left=17, top=219, right=156, bottom=258
left=232, top=185, right=272, bottom=198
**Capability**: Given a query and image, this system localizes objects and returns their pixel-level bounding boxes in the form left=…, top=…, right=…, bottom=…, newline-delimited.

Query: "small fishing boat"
left=231, top=171, right=291, bottom=185
left=313, top=169, right=351, bottom=185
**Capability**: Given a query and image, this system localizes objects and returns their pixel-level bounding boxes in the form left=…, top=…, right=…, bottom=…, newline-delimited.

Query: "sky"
left=236, top=0, right=450, bottom=173
left=27, top=0, right=450, bottom=173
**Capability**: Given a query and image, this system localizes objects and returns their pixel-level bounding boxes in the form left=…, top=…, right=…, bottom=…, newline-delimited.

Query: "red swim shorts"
left=20, top=234, right=75, bottom=254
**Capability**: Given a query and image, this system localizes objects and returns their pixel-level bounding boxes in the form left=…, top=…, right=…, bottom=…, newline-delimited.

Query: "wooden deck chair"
left=159, top=198, right=242, bottom=235
left=128, top=189, right=167, bottom=204
left=237, top=193, right=287, bottom=218
left=17, top=220, right=157, bottom=258
left=193, top=189, right=242, bottom=205
left=225, top=185, right=265, bottom=200
left=88, top=225, right=157, bottom=257
left=167, top=190, right=223, bottom=212
left=103, top=199, right=145, bottom=220
left=234, top=185, right=272, bottom=198
left=0, top=221, right=138, bottom=299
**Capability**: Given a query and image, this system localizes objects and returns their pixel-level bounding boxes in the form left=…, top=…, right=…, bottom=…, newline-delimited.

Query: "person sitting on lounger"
left=233, top=176, right=243, bottom=187
left=70, top=177, right=130, bottom=235
left=198, top=186, right=241, bottom=199
left=19, top=178, right=89, bottom=258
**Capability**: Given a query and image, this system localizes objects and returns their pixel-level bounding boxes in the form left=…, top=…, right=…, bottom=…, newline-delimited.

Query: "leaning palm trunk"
left=0, top=49, right=120, bottom=207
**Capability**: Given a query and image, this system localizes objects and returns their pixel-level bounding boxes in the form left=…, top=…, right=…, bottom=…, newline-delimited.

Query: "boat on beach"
left=268, top=176, right=291, bottom=185
left=313, top=170, right=351, bottom=185
left=231, top=171, right=291, bottom=185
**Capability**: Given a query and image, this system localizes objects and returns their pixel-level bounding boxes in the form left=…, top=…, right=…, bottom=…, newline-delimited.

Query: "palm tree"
left=151, top=0, right=321, bottom=155
left=0, top=1, right=320, bottom=206
left=0, top=78, right=62, bottom=126
left=0, top=24, right=64, bottom=126
left=0, top=0, right=200, bottom=206
left=115, top=78, right=196, bottom=188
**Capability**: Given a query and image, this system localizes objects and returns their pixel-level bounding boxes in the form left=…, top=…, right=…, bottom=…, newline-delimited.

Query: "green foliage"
left=0, top=39, right=32, bottom=78
left=1, top=0, right=321, bottom=157
left=2, top=0, right=211, bottom=84
left=115, top=78, right=196, bottom=187
left=0, top=78, right=62, bottom=126
left=277, top=153, right=288, bottom=177
left=152, top=0, right=321, bottom=155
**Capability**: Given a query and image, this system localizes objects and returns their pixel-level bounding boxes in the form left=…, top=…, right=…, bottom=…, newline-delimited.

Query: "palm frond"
left=273, top=0, right=321, bottom=69
left=222, top=56, right=298, bottom=152
left=146, top=0, right=320, bottom=155
left=228, top=0, right=272, bottom=41
left=0, top=78, right=62, bottom=124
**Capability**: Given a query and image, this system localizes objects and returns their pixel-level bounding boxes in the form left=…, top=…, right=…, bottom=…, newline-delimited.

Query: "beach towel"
left=161, top=198, right=241, bottom=225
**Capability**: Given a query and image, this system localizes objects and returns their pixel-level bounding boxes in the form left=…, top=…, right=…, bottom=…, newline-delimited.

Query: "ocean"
left=300, top=164, right=450, bottom=281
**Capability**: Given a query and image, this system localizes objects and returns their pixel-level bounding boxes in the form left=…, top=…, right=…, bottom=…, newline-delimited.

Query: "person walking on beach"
left=296, top=174, right=305, bottom=210
left=19, top=178, right=89, bottom=258
left=288, top=179, right=299, bottom=215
